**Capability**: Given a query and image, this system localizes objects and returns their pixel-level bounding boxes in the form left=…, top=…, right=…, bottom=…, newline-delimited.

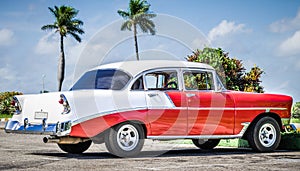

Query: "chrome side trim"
left=147, top=122, right=250, bottom=140
left=187, top=107, right=287, bottom=111
left=147, top=135, right=243, bottom=140
left=72, top=107, right=148, bottom=126
left=237, top=122, right=250, bottom=137
left=71, top=105, right=285, bottom=126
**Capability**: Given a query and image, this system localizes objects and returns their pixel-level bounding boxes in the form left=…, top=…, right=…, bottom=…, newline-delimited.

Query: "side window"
left=145, top=70, right=178, bottom=90
left=131, top=76, right=144, bottom=90
left=183, top=71, right=215, bottom=91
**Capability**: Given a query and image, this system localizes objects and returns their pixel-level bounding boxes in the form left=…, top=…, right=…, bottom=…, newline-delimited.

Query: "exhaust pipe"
left=43, top=136, right=89, bottom=144
left=43, top=137, right=60, bottom=143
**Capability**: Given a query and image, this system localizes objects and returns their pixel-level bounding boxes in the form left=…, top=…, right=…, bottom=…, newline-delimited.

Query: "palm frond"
left=144, top=13, right=156, bottom=19
left=68, top=32, right=82, bottom=42
left=71, top=19, right=84, bottom=26
left=117, top=10, right=130, bottom=18
left=43, top=5, right=84, bottom=41
left=130, top=0, right=150, bottom=15
left=48, top=7, right=58, bottom=18
left=68, top=26, right=85, bottom=35
left=138, top=22, right=148, bottom=33
left=41, top=24, right=58, bottom=31
left=121, top=21, right=133, bottom=31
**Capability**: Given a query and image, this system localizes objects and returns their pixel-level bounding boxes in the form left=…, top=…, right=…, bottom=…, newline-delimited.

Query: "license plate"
left=34, top=112, right=48, bottom=119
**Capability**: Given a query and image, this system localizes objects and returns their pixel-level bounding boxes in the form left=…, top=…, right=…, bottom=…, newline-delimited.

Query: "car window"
left=183, top=71, right=215, bottom=91
left=71, top=69, right=132, bottom=90
left=131, top=76, right=144, bottom=90
left=145, top=70, right=178, bottom=90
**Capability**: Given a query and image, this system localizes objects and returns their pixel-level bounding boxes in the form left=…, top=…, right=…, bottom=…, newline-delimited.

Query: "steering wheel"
left=164, top=81, right=178, bottom=90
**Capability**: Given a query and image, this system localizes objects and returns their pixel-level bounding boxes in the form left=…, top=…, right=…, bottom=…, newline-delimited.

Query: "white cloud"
left=35, top=32, right=58, bottom=55
left=0, top=67, right=16, bottom=81
left=270, top=9, right=300, bottom=33
left=279, top=30, right=300, bottom=56
left=208, top=20, right=249, bottom=41
left=0, top=28, right=15, bottom=46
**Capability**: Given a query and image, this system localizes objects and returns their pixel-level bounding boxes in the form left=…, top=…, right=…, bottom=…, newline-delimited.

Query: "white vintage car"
left=5, top=60, right=292, bottom=157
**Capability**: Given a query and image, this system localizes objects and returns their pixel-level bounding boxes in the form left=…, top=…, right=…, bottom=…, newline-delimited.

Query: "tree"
left=41, top=6, right=84, bottom=91
left=186, top=47, right=264, bottom=93
left=118, top=0, right=156, bottom=60
left=292, top=102, right=300, bottom=118
left=0, top=92, right=23, bottom=115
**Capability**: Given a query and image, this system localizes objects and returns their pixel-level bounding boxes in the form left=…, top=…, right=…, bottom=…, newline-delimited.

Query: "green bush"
left=0, top=92, right=23, bottom=115
left=292, top=102, right=300, bottom=119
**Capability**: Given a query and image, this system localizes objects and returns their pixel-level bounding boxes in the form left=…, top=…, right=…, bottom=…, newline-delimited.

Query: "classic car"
left=5, top=60, right=293, bottom=157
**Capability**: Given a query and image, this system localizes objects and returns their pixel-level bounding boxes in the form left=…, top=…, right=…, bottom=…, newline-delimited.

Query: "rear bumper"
left=4, top=119, right=71, bottom=136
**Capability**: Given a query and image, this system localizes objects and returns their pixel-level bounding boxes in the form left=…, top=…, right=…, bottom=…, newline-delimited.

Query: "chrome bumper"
left=4, top=119, right=71, bottom=136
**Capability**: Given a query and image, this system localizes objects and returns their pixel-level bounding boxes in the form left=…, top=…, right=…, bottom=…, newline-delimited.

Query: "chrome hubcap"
left=259, top=123, right=276, bottom=147
left=117, top=124, right=139, bottom=151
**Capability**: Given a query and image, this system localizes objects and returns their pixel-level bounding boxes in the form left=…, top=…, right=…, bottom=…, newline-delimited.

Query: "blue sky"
left=0, top=0, right=300, bottom=102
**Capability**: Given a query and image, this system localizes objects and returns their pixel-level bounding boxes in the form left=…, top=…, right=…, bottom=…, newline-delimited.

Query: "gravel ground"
left=1, top=129, right=300, bottom=171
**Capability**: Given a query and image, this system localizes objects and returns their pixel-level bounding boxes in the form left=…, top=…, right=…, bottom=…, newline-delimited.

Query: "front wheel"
left=192, top=139, right=220, bottom=150
left=58, top=140, right=92, bottom=154
left=247, top=117, right=281, bottom=152
left=105, top=122, right=144, bottom=157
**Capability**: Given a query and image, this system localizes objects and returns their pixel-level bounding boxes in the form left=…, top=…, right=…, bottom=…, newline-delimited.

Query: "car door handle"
left=148, top=93, right=158, bottom=97
left=186, top=93, right=196, bottom=97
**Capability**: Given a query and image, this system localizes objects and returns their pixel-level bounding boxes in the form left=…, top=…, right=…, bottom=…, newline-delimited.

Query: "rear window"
left=71, top=69, right=132, bottom=90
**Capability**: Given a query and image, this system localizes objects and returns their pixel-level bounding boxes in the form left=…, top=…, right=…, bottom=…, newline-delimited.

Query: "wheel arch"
left=242, top=112, right=282, bottom=139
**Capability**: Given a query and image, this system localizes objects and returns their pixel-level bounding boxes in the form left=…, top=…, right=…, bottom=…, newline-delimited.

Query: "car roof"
left=90, top=60, right=214, bottom=77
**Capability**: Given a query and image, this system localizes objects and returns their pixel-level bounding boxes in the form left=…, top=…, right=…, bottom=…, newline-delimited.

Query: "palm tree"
left=118, top=0, right=156, bottom=60
left=41, top=5, right=84, bottom=91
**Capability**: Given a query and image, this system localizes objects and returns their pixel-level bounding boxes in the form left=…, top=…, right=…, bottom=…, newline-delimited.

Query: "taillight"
left=11, top=97, right=22, bottom=114
left=59, top=94, right=71, bottom=114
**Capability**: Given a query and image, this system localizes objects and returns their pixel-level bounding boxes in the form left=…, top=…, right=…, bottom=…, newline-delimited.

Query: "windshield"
left=71, top=69, right=132, bottom=90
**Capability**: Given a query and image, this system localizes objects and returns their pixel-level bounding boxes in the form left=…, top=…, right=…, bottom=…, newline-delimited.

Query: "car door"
left=144, top=69, right=188, bottom=136
left=183, top=69, right=235, bottom=135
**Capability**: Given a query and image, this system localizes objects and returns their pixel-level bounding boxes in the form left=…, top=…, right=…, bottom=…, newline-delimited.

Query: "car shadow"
left=31, top=147, right=261, bottom=160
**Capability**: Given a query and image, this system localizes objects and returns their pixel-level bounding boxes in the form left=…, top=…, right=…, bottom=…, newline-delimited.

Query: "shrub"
left=292, top=102, right=300, bottom=119
left=0, top=92, right=23, bottom=115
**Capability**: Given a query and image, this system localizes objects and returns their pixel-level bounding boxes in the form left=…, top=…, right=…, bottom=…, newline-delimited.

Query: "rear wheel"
left=247, top=117, right=281, bottom=152
left=58, top=140, right=92, bottom=154
left=105, top=122, right=144, bottom=157
left=192, top=139, right=220, bottom=150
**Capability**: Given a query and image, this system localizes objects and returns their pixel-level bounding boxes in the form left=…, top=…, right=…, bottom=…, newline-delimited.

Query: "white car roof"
left=91, top=60, right=214, bottom=77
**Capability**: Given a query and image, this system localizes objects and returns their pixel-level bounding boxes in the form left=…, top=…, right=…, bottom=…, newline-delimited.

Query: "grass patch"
left=291, top=118, right=300, bottom=123
left=0, top=114, right=12, bottom=118
left=278, top=132, right=300, bottom=150
left=218, top=139, right=249, bottom=148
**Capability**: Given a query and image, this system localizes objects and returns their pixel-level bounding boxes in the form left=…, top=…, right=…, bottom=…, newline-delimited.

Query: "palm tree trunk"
left=133, top=23, right=139, bottom=61
left=58, top=35, right=65, bottom=91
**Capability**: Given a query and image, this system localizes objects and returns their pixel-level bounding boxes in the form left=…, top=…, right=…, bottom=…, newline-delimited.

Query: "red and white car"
left=5, top=60, right=293, bottom=157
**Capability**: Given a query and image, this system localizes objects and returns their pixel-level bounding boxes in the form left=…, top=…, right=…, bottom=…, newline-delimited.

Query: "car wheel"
left=192, top=139, right=220, bottom=150
left=247, top=117, right=281, bottom=152
left=58, top=140, right=92, bottom=154
left=105, top=122, right=144, bottom=157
